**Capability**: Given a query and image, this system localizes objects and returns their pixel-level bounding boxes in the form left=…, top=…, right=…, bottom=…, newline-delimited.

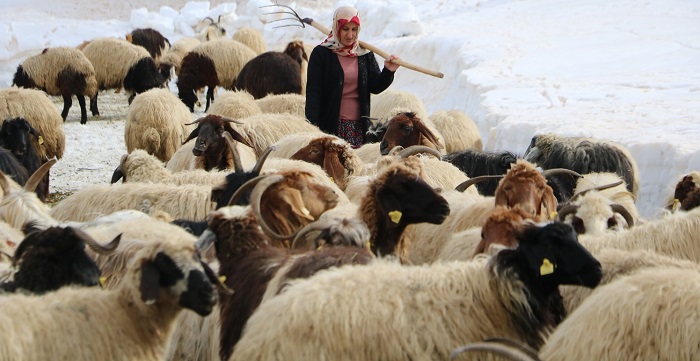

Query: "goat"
left=379, top=111, right=444, bottom=155
left=179, top=114, right=254, bottom=172
left=0, top=117, right=47, bottom=201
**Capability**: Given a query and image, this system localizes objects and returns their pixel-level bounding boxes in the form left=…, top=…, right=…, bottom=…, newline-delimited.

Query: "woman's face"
left=338, top=22, right=359, bottom=47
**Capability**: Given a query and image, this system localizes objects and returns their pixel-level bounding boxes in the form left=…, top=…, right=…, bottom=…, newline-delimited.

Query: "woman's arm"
left=367, top=52, right=396, bottom=94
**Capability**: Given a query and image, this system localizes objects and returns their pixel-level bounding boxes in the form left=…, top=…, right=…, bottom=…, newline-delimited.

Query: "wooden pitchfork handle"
left=301, top=17, right=444, bottom=79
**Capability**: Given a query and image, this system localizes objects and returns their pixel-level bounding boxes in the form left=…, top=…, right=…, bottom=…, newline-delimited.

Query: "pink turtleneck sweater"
left=337, top=55, right=360, bottom=121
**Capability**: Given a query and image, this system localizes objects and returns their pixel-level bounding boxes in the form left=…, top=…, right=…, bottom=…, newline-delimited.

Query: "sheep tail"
left=143, top=128, right=161, bottom=156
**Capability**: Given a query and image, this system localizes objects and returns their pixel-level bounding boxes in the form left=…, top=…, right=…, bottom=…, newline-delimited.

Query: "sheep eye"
left=401, top=125, right=413, bottom=134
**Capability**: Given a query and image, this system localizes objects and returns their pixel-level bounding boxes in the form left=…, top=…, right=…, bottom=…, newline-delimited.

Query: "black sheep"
left=126, top=28, right=171, bottom=60
left=0, top=117, right=47, bottom=200
left=234, top=41, right=306, bottom=99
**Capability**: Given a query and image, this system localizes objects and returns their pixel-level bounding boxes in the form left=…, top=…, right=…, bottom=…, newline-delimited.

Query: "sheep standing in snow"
left=12, top=47, right=98, bottom=124
left=125, top=88, right=193, bottom=163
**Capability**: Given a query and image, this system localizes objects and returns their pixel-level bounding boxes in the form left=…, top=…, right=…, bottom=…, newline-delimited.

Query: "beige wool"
left=190, top=39, right=256, bottom=89
left=0, top=88, right=65, bottom=160
left=232, top=27, right=267, bottom=55
left=81, top=37, right=151, bottom=90
left=429, top=109, right=483, bottom=153
left=254, top=93, right=306, bottom=117
left=125, top=88, right=194, bottom=163
left=232, top=113, right=320, bottom=157
left=160, top=37, right=202, bottom=75
left=18, top=46, right=97, bottom=98
left=206, top=90, right=262, bottom=119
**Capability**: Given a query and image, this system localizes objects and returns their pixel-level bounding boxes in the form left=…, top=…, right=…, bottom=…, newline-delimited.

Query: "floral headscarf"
left=319, top=6, right=370, bottom=57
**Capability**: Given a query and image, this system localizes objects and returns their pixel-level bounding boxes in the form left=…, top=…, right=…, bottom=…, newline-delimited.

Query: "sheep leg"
left=205, top=87, right=214, bottom=112
left=90, top=94, right=99, bottom=117
left=76, top=94, right=88, bottom=124
left=60, top=94, right=72, bottom=121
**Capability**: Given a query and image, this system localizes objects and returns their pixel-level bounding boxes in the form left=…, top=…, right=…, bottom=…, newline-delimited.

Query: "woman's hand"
left=384, top=54, right=401, bottom=72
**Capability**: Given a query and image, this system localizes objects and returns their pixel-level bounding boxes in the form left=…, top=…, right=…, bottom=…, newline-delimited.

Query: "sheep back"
left=0, top=88, right=65, bottom=160
left=255, top=93, right=306, bottom=117
left=14, top=47, right=98, bottom=98
left=234, top=51, right=302, bottom=99
left=429, top=110, right=482, bottom=153
left=125, top=88, right=193, bottom=163
left=186, top=39, right=257, bottom=90
left=232, top=27, right=267, bottom=55
left=234, top=113, right=320, bottom=156
left=206, top=90, right=262, bottom=119
left=160, top=37, right=202, bottom=75
left=81, top=37, right=153, bottom=91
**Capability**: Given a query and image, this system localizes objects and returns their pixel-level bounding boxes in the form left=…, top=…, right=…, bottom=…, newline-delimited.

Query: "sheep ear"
left=541, top=186, right=558, bottom=220
left=223, top=127, right=253, bottom=149
left=183, top=127, right=199, bottom=145
left=414, top=120, right=443, bottom=150
left=323, top=151, right=346, bottom=187
left=140, top=259, right=160, bottom=305
left=378, top=192, right=403, bottom=225
left=280, top=188, right=314, bottom=221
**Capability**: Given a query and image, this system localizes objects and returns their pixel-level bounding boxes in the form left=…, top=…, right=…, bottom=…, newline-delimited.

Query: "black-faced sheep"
left=0, top=238, right=220, bottom=360
left=230, top=221, right=602, bottom=361
left=0, top=227, right=119, bottom=294
left=12, top=47, right=98, bottom=124
left=177, top=39, right=257, bottom=112
left=179, top=114, right=254, bottom=172
left=233, top=47, right=304, bottom=100
left=81, top=37, right=165, bottom=113
left=0, top=88, right=65, bottom=161
left=443, top=149, right=519, bottom=196
left=379, top=111, right=445, bottom=155
left=126, top=28, right=170, bottom=61
left=0, top=117, right=47, bottom=201
left=524, top=132, right=640, bottom=201
left=0, top=147, right=29, bottom=188
left=125, top=88, right=193, bottom=163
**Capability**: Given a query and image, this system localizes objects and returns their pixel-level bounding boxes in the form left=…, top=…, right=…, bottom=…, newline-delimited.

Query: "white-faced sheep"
left=126, top=28, right=170, bottom=62
left=197, top=16, right=227, bottom=42
left=230, top=222, right=602, bottom=361
left=231, top=27, right=266, bottom=55
left=0, top=88, right=65, bottom=161
left=254, top=93, right=306, bottom=117
left=524, top=132, right=640, bottom=201
left=429, top=109, right=483, bottom=153
left=0, top=238, right=220, bottom=361
left=81, top=37, right=165, bottom=113
left=12, top=46, right=98, bottom=124
left=233, top=40, right=307, bottom=100
left=125, top=88, right=194, bottom=163
left=177, top=39, right=257, bottom=112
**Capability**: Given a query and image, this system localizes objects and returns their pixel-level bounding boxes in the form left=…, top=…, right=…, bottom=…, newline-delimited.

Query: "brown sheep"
left=379, top=111, right=444, bottom=155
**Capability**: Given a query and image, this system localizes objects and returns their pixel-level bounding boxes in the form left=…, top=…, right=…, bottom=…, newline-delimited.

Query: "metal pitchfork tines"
left=260, top=4, right=445, bottom=78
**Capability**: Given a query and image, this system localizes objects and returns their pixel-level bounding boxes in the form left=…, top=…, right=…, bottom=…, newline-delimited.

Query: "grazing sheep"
left=0, top=88, right=65, bottom=161
left=0, top=227, right=119, bottom=294
left=0, top=238, right=219, bottom=361
left=12, top=47, right=98, bottom=124
left=125, top=88, right=193, bottom=163
left=177, top=39, right=257, bottom=112
left=524, top=132, right=640, bottom=201
left=443, top=149, right=519, bottom=196
left=233, top=46, right=304, bottom=99
left=231, top=27, right=266, bottom=55
left=126, top=28, right=170, bottom=61
left=158, top=36, right=202, bottom=84
left=379, top=111, right=445, bottom=155
left=0, top=117, right=48, bottom=201
left=429, top=109, right=483, bottom=153
left=254, top=93, right=306, bottom=117
left=230, top=222, right=602, bottom=361
left=81, top=37, right=165, bottom=113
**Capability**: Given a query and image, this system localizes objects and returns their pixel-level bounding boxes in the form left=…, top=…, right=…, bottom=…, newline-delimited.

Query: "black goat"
left=0, top=147, right=29, bottom=186
left=0, top=117, right=47, bottom=200
left=0, top=227, right=120, bottom=294
left=233, top=41, right=306, bottom=99
left=443, top=149, right=519, bottom=196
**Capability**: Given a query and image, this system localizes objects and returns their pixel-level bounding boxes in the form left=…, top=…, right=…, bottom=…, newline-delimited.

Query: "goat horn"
left=454, top=175, right=504, bottom=192
left=556, top=204, right=579, bottom=222
left=569, top=180, right=624, bottom=203
left=540, top=168, right=582, bottom=179
left=110, top=165, right=124, bottom=184
left=450, top=342, right=540, bottom=361
left=227, top=175, right=268, bottom=206
left=218, top=115, right=245, bottom=125
left=610, top=203, right=635, bottom=228
left=222, top=132, right=243, bottom=173
left=250, top=174, right=301, bottom=240
left=71, top=227, right=121, bottom=255
left=184, top=116, right=205, bottom=126
left=195, top=229, right=216, bottom=253
left=200, top=258, right=234, bottom=295
left=291, top=218, right=337, bottom=249
left=251, top=146, right=276, bottom=176
left=0, top=172, right=10, bottom=195
left=25, top=158, right=57, bottom=193
left=397, top=145, right=442, bottom=159
left=203, top=16, right=215, bottom=24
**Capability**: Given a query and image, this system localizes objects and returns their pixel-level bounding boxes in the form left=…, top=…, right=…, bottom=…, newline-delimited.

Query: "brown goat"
left=182, top=114, right=253, bottom=171
left=472, top=206, right=542, bottom=256
left=290, top=136, right=360, bottom=188
left=379, top=111, right=444, bottom=155
left=493, top=160, right=559, bottom=218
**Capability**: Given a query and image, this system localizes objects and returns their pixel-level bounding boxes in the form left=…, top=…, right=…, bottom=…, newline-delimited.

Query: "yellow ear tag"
left=329, top=177, right=335, bottom=184
left=301, top=207, right=311, bottom=216
left=388, top=210, right=402, bottom=224
left=218, top=275, right=227, bottom=283
left=672, top=199, right=680, bottom=212
left=365, top=241, right=372, bottom=252
left=38, top=135, right=44, bottom=145
left=540, top=258, right=555, bottom=276
left=99, top=276, right=107, bottom=288
left=549, top=211, right=558, bottom=220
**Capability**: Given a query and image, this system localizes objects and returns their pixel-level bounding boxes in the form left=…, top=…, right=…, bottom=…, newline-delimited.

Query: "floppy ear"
left=414, top=120, right=444, bottom=150
left=323, top=150, right=346, bottom=186
left=223, top=126, right=253, bottom=149
left=140, top=259, right=160, bottom=305
left=183, top=127, right=200, bottom=145
left=279, top=188, right=314, bottom=221
left=541, top=186, right=558, bottom=219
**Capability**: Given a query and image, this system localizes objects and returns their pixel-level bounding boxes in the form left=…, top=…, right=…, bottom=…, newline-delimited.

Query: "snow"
left=1, top=0, right=698, bottom=219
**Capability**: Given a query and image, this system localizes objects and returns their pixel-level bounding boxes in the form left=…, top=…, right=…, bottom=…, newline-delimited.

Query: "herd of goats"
left=0, top=15, right=698, bottom=361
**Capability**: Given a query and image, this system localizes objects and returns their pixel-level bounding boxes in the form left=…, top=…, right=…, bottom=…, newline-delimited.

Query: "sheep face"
left=672, top=173, right=700, bottom=208
left=0, top=117, right=40, bottom=160
left=139, top=250, right=217, bottom=316
left=376, top=169, right=450, bottom=225
left=183, top=115, right=252, bottom=171
left=291, top=138, right=347, bottom=187
left=495, top=161, right=557, bottom=219
left=283, top=40, right=308, bottom=67
left=379, top=112, right=442, bottom=155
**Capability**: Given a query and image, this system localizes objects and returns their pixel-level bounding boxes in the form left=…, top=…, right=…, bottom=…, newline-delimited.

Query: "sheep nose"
left=379, top=140, right=389, bottom=155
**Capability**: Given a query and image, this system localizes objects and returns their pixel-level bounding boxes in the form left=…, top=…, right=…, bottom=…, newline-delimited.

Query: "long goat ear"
left=182, top=127, right=199, bottom=145
left=280, top=188, right=315, bottom=221
left=541, top=186, right=558, bottom=220
left=223, top=125, right=253, bottom=149
left=414, top=120, right=444, bottom=150
left=323, top=151, right=346, bottom=187
left=140, top=259, right=160, bottom=305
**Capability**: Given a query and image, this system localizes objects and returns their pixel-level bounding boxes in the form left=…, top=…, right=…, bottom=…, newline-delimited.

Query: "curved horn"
left=71, top=227, right=121, bottom=255
left=540, top=168, right=582, bottom=179
left=217, top=115, right=245, bottom=125
left=450, top=342, right=540, bottom=361
left=454, top=175, right=504, bottom=192
left=250, top=146, right=276, bottom=176
left=397, top=145, right=442, bottom=159
left=0, top=172, right=11, bottom=195
left=195, top=229, right=217, bottom=253
left=184, top=116, right=206, bottom=126
left=610, top=203, right=635, bottom=228
left=203, top=16, right=215, bottom=24
left=110, top=165, right=124, bottom=184
left=556, top=204, right=579, bottom=222
left=222, top=132, right=243, bottom=173
left=227, top=174, right=268, bottom=206
left=291, top=218, right=337, bottom=249
left=200, top=258, right=234, bottom=295
left=249, top=174, right=300, bottom=240
left=569, top=180, right=624, bottom=203
left=25, top=158, right=57, bottom=192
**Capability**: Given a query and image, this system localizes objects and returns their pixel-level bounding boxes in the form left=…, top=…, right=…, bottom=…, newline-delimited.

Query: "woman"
left=305, top=6, right=400, bottom=148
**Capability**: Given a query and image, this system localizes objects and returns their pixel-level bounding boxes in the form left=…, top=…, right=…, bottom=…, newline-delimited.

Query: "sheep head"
left=184, top=114, right=253, bottom=171
left=291, top=136, right=352, bottom=188
left=283, top=40, right=308, bottom=67
left=0, top=117, right=41, bottom=160
left=494, top=160, right=560, bottom=219
left=473, top=206, right=541, bottom=257
left=556, top=182, right=635, bottom=235
left=379, top=112, right=443, bottom=155
left=668, top=172, right=700, bottom=211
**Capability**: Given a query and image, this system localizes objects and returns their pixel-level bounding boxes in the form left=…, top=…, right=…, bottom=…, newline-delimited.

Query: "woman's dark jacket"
left=305, top=45, right=395, bottom=138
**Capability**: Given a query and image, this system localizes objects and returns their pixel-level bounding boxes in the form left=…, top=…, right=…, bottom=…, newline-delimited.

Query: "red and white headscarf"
left=319, top=6, right=369, bottom=57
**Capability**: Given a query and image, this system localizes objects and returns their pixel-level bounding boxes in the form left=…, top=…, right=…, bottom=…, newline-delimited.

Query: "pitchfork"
left=261, top=4, right=444, bottom=79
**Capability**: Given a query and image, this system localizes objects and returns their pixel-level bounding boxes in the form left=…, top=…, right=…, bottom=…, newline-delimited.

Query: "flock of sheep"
left=0, top=14, right=699, bottom=361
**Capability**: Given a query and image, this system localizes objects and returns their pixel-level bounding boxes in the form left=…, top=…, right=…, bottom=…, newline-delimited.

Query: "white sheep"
left=429, top=109, right=482, bottom=153
left=230, top=221, right=603, bottom=360
left=232, top=113, right=321, bottom=157
left=254, top=93, right=306, bottom=117
left=232, top=27, right=267, bottom=55
left=12, top=46, right=98, bottom=124
left=0, top=88, right=65, bottom=160
left=0, top=237, right=218, bottom=360
left=125, top=88, right=194, bottom=163
left=370, top=89, right=429, bottom=121
left=206, top=90, right=263, bottom=119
